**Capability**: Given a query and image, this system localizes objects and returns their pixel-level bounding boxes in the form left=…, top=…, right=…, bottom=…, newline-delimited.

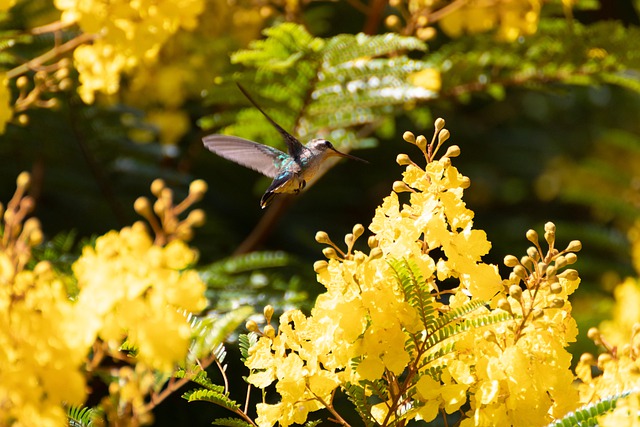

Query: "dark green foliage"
left=389, top=258, right=436, bottom=329
left=546, top=390, right=638, bottom=427
left=433, top=20, right=640, bottom=99
left=199, top=250, right=310, bottom=313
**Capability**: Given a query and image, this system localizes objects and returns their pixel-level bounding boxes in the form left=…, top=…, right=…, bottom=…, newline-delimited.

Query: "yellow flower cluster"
left=73, top=222, right=207, bottom=371
left=439, top=0, right=541, bottom=41
left=0, top=74, right=12, bottom=134
left=54, top=0, right=205, bottom=104
left=574, top=226, right=640, bottom=425
left=244, top=121, right=583, bottom=426
left=0, top=173, right=208, bottom=426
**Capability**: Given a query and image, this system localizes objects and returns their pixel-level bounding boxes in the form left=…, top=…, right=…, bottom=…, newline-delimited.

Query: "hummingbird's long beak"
left=330, top=148, right=369, bottom=163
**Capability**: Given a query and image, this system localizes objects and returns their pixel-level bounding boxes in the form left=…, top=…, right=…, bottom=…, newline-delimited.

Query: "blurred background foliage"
left=1, top=0, right=640, bottom=424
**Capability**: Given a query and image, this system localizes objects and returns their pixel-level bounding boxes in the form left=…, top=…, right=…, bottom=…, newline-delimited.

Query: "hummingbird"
left=203, top=84, right=368, bottom=208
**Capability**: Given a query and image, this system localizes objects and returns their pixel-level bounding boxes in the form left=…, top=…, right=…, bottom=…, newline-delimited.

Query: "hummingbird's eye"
left=324, top=141, right=334, bottom=149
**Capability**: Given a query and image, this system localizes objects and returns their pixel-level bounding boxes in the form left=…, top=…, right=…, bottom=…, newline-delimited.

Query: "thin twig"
left=7, top=33, right=95, bottom=79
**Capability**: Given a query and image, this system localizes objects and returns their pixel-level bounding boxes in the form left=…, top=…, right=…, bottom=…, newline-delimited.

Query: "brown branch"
left=6, top=32, right=95, bottom=79
left=363, top=0, right=388, bottom=35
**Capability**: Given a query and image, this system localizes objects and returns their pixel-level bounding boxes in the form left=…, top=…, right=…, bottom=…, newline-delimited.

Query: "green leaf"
left=182, top=388, right=241, bottom=411
left=212, top=417, right=253, bottom=427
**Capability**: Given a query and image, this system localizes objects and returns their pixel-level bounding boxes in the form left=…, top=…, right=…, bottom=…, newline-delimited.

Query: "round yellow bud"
left=587, top=327, right=600, bottom=341
left=437, top=129, right=450, bottom=144
left=264, top=325, right=276, bottom=339
left=134, top=197, right=152, bottom=215
left=513, top=265, right=527, bottom=279
left=246, top=320, right=259, bottom=332
left=550, top=298, right=564, bottom=308
left=434, top=118, right=445, bottom=131
left=393, top=181, right=412, bottom=193
left=315, top=231, right=330, bottom=244
left=402, top=131, right=416, bottom=144
left=497, top=298, right=511, bottom=312
left=344, top=233, right=354, bottom=247
left=550, top=282, right=563, bottom=294
left=565, top=253, right=577, bottom=265
left=566, top=240, right=582, bottom=252
left=597, top=353, right=612, bottom=369
left=396, top=153, right=412, bottom=165
left=384, top=15, right=401, bottom=29
left=17, top=114, right=29, bottom=126
left=352, top=224, right=365, bottom=239
left=313, top=260, right=328, bottom=273
left=416, top=135, right=427, bottom=150
left=186, top=209, right=206, bottom=227
left=263, top=305, right=274, bottom=323
left=370, top=247, right=383, bottom=259
left=559, top=269, right=579, bottom=280
left=16, top=76, right=29, bottom=89
left=58, top=78, right=72, bottom=91
left=151, top=179, right=165, bottom=196
left=526, top=246, right=539, bottom=259
left=444, top=145, right=460, bottom=158
left=189, top=179, right=208, bottom=200
left=323, top=247, right=338, bottom=259
left=526, top=229, right=539, bottom=244
left=20, top=196, right=35, bottom=214
left=503, top=254, right=519, bottom=267
left=544, top=221, right=556, bottom=234
left=368, top=235, right=378, bottom=249
left=16, top=171, right=31, bottom=189
left=509, top=285, right=522, bottom=300
left=579, top=352, right=595, bottom=365
left=532, top=308, right=544, bottom=319
left=460, top=177, right=471, bottom=189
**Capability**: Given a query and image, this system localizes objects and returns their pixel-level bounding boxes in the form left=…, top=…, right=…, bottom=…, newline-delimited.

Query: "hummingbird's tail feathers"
left=236, top=83, right=305, bottom=159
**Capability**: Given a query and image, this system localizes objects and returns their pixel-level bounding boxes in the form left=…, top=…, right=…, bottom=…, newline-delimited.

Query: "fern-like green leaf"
left=239, top=332, right=259, bottom=363
left=343, top=382, right=376, bottom=427
left=212, top=417, right=253, bottom=427
left=174, top=367, right=220, bottom=391
left=182, top=388, right=240, bottom=411
left=547, top=389, right=638, bottom=427
left=303, top=420, right=323, bottom=427
left=389, top=258, right=436, bottom=330
left=66, top=405, right=97, bottom=427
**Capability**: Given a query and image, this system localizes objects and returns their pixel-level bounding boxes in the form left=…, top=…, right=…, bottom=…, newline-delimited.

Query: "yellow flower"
left=0, top=74, right=12, bottom=134
left=73, top=222, right=207, bottom=371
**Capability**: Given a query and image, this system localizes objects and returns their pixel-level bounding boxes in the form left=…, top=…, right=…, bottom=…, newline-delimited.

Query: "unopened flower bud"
left=565, top=253, right=577, bottom=265
left=263, top=305, right=274, bottom=324
left=544, top=221, right=556, bottom=234
left=566, top=240, right=582, bottom=252
left=435, top=118, right=445, bottom=131
left=396, top=153, right=412, bottom=165
left=367, top=235, right=378, bottom=248
left=509, top=285, right=522, bottom=300
left=559, top=269, right=579, bottom=280
left=437, top=129, right=450, bottom=144
left=370, top=247, right=383, bottom=259
left=403, top=131, right=416, bottom=144
left=460, top=177, right=471, bottom=189
left=393, top=181, right=412, bottom=193
left=550, top=282, right=563, bottom=294
left=416, top=135, right=427, bottom=151
left=246, top=320, right=259, bottom=332
left=527, top=246, right=539, bottom=259
left=189, top=179, right=208, bottom=200
left=504, top=255, right=519, bottom=267
left=134, top=197, right=152, bottom=216
left=597, top=353, right=612, bottom=369
left=497, top=298, right=511, bottom=312
left=151, top=179, right=165, bottom=196
left=444, top=145, right=460, bottom=158
left=550, top=298, right=564, bottom=308
left=315, top=231, right=330, bottom=244
left=323, top=247, right=338, bottom=259
left=344, top=233, right=354, bottom=247
left=526, top=229, right=539, bottom=244
left=579, top=353, right=595, bottom=365
left=186, top=209, right=206, bottom=227
left=532, top=308, right=544, bottom=319
left=513, top=265, right=527, bottom=279
left=264, top=325, right=276, bottom=339
left=587, top=327, right=600, bottom=342
left=352, top=224, right=365, bottom=240
left=16, top=172, right=30, bottom=189
left=313, top=260, right=328, bottom=273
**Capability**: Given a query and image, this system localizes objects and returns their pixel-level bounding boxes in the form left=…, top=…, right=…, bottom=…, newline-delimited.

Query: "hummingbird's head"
left=308, top=139, right=368, bottom=163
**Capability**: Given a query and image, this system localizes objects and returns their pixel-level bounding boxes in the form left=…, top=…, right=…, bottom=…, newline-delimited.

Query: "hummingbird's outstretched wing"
left=203, top=135, right=288, bottom=179
left=236, top=83, right=305, bottom=159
